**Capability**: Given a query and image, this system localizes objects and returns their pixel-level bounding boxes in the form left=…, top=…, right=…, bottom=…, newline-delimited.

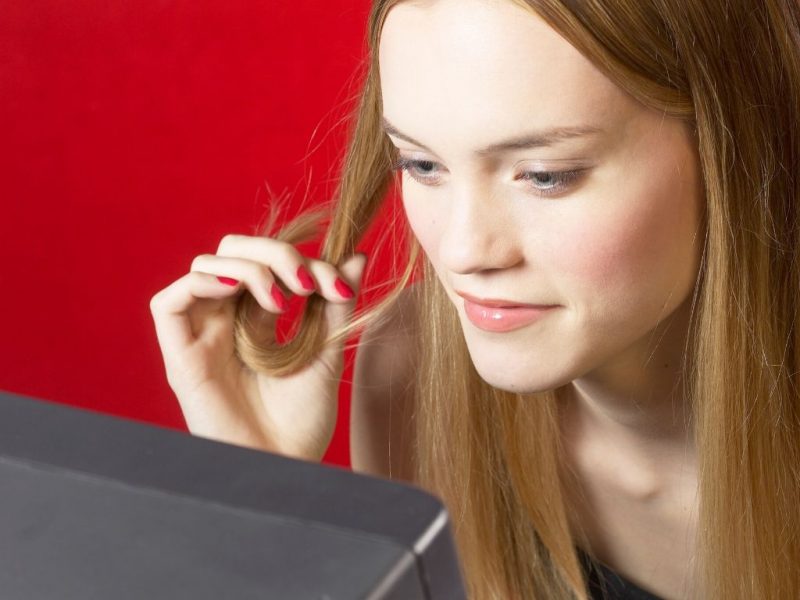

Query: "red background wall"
left=0, top=1, right=402, bottom=468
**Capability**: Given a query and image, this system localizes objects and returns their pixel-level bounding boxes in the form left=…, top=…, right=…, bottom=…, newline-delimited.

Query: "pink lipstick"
left=456, top=291, right=558, bottom=333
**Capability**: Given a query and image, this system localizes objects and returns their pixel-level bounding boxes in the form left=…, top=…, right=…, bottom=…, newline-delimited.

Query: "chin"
left=470, top=356, right=571, bottom=395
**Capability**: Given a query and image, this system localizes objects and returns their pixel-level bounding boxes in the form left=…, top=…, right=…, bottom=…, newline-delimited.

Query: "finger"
left=319, top=253, right=368, bottom=359
left=216, top=235, right=318, bottom=298
left=190, top=254, right=290, bottom=314
left=149, top=270, right=244, bottom=351
left=304, top=257, right=360, bottom=304
left=311, top=252, right=367, bottom=373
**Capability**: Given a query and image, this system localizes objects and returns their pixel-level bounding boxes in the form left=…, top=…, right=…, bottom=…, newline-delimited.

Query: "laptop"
left=0, top=389, right=466, bottom=599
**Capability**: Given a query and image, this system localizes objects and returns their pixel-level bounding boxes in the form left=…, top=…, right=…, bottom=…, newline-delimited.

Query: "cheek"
left=550, top=213, right=656, bottom=290
left=401, top=186, right=443, bottom=257
left=547, top=164, right=702, bottom=316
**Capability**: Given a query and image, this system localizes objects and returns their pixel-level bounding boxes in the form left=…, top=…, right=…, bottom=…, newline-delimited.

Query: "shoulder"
left=350, top=283, right=419, bottom=483
left=354, top=282, right=420, bottom=389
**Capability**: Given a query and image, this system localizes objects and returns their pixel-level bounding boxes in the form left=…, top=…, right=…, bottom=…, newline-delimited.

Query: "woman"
left=150, top=0, right=800, bottom=598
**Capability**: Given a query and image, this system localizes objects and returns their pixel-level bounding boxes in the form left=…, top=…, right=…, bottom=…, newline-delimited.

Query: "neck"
left=559, top=296, right=698, bottom=495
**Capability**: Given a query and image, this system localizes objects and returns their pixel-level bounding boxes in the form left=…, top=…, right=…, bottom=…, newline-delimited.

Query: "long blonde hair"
left=232, top=1, right=800, bottom=597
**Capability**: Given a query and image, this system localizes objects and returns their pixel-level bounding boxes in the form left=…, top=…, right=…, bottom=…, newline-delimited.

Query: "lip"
left=456, top=291, right=558, bottom=333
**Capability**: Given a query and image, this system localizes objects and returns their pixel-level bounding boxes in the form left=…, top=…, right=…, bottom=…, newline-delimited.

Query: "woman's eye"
left=516, top=169, right=584, bottom=196
left=391, top=157, right=584, bottom=197
left=391, top=158, right=442, bottom=184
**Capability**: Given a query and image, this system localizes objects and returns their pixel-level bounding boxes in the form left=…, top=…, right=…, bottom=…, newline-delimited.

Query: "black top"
left=577, top=547, right=665, bottom=600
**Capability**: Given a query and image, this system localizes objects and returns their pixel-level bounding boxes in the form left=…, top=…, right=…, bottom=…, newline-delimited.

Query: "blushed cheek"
left=555, top=213, right=652, bottom=288
left=546, top=184, right=701, bottom=315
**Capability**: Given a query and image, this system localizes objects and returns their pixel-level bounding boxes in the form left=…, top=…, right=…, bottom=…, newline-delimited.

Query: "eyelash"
left=391, top=157, right=583, bottom=197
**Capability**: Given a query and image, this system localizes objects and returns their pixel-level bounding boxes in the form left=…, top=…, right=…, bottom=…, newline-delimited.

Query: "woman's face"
left=378, top=0, right=704, bottom=393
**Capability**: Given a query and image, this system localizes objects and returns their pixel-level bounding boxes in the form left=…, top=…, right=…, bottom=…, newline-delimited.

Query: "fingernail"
left=217, top=276, right=239, bottom=286
left=334, top=277, right=355, bottom=299
left=270, top=284, right=288, bottom=311
left=296, top=265, right=315, bottom=291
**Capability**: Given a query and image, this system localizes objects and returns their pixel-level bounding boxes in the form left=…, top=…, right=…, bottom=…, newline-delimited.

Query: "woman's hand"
left=149, top=234, right=367, bottom=462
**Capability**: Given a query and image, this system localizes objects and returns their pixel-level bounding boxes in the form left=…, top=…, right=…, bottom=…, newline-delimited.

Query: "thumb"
left=323, top=252, right=368, bottom=335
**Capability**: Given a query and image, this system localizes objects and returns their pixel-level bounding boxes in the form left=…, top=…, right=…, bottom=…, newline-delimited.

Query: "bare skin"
left=558, top=288, right=699, bottom=599
left=560, top=391, right=699, bottom=599
left=559, top=255, right=700, bottom=598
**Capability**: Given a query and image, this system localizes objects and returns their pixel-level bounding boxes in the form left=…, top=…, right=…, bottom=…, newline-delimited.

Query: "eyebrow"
left=382, top=117, right=604, bottom=156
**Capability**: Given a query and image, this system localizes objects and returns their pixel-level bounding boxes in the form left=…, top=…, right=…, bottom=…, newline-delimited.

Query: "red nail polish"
left=217, top=276, right=239, bottom=286
left=296, top=265, right=315, bottom=291
left=334, top=277, right=355, bottom=299
left=270, top=284, right=288, bottom=310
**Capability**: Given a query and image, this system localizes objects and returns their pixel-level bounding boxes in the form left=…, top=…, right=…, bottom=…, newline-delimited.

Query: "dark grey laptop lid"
left=0, top=389, right=467, bottom=600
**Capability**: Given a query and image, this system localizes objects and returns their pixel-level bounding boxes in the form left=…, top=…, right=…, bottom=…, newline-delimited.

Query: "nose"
left=437, top=181, right=523, bottom=274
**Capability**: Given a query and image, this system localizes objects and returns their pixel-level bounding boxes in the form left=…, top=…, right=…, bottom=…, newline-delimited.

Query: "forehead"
left=378, top=0, right=634, bottom=142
